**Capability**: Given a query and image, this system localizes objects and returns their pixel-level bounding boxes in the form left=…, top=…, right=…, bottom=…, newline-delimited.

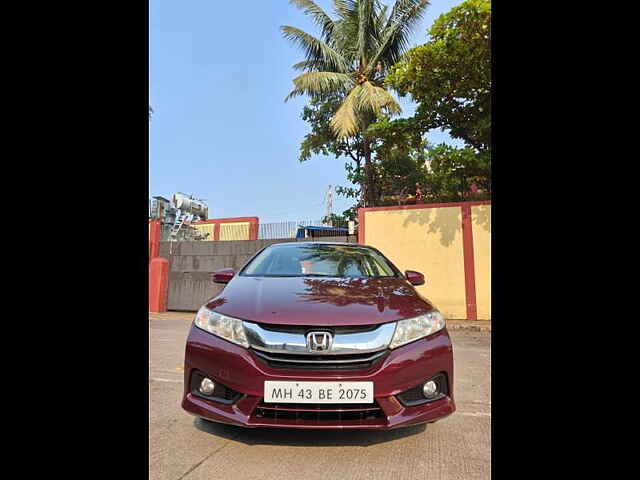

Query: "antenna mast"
left=325, top=185, right=333, bottom=223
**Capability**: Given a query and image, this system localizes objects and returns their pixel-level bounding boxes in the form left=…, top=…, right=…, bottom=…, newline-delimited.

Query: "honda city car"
left=181, top=242, right=455, bottom=429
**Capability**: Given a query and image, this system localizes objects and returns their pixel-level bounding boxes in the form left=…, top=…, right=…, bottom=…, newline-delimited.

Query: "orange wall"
left=359, top=202, right=491, bottom=320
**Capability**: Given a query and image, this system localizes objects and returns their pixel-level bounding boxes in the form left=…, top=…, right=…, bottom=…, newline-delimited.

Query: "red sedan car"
left=182, top=242, right=455, bottom=430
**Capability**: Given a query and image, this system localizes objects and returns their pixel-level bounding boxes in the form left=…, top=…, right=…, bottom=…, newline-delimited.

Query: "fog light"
left=199, top=377, right=216, bottom=395
left=423, top=380, right=438, bottom=398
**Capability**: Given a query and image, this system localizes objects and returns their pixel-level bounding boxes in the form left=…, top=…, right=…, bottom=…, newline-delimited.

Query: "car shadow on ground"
left=194, top=418, right=426, bottom=446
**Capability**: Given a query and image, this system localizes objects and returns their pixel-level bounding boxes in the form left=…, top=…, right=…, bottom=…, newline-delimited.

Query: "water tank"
left=173, top=193, right=208, bottom=220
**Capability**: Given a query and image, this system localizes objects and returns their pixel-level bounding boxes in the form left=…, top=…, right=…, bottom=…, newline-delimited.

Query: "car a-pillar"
left=149, top=257, right=169, bottom=313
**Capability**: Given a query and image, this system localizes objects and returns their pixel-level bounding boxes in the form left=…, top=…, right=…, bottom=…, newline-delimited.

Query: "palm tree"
left=282, top=0, right=430, bottom=206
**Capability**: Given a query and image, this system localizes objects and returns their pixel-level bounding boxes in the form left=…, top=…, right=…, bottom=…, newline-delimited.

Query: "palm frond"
left=289, top=0, right=335, bottom=40
left=388, top=0, right=430, bottom=54
left=333, top=0, right=358, bottom=19
left=375, top=4, right=389, bottom=38
left=331, top=85, right=362, bottom=138
left=385, top=0, right=427, bottom=31
left=331, top=1, right=360, bottom=65
left=366, top=0, right=430, bottom=72
left=281, top=25, right=350, bottom=73
left=357, top=81, right=402, bottom=116
left=285, top=72, right=356, bottom=101
left=292, top=60, right=326, bottom=71
left=357, top=0, right=377, bottom=67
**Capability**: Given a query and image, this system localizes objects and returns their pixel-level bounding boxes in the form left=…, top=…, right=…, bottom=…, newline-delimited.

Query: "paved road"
left=150, top=315, right=491, bottom=480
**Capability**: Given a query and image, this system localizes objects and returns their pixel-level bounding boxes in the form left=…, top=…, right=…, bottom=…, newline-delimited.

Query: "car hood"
left=205, top=276, right=434, bottom=326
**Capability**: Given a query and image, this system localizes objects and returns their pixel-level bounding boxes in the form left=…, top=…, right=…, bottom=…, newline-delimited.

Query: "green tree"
left=424, top=143, right=490, bottom=202
left=375, top=148, right=429, bottom=205
left=366, top=0, right=491, bottom=204
left=365, top=117, right=428, bottom=204
left=282, top=0, right=431, bottom=206
left=321, top=213, right=349, bottom=227
left=298, top=97, right=429, bottom=208
left=385, top=0, right=491, bottom=151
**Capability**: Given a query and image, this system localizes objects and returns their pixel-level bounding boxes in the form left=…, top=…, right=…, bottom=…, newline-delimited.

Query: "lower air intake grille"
left=254, top=401, right=384, bottom=421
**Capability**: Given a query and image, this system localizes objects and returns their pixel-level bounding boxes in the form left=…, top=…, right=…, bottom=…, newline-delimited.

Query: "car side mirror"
left=213, top=268, right=235, bottom=284
left=405, top=270, right=425, bottom=286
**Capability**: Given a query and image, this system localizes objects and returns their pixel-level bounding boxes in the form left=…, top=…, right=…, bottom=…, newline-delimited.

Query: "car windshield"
left=241, top=244, right=397, bottom=278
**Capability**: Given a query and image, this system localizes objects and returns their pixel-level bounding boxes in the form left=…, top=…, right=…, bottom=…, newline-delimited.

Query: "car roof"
left=268, top=241, right=372, bottom=248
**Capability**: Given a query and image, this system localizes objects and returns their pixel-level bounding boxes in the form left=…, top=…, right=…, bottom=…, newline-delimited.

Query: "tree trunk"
left=362, top=110, right=377, bottom=207
left=363, top=140, right=376, bottom=207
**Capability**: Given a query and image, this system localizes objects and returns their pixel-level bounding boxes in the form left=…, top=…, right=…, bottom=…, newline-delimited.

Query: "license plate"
left=264, top=381, right=373, bottom=404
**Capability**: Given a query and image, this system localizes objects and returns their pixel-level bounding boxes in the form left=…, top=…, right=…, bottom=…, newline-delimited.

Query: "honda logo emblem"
left=306, top=331, right=333, bottom=352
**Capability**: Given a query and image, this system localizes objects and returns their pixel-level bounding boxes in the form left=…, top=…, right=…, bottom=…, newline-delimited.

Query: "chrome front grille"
left=244, top=321, right=395, bottom=355
left=244, top=321, right=394, bottom=370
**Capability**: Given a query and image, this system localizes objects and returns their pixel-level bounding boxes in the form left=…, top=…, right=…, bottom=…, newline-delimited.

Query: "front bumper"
left=181, top=324, right=455, bottom=429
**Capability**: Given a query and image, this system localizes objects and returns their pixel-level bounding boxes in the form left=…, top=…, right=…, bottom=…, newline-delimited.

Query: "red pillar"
left=149, top=257, right=169, bottom=313
left=149, top=220, right=161, bottom=260
left=357, top=208, right=365, bottom=244
left=461, top=204, right=478, bottom=321
left=249, top=219, right=259, bottom=240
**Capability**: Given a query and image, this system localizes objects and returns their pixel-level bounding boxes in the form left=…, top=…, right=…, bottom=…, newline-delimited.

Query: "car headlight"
left=194, top=306, right=249, bottom=348
left=389, top=310, right=446, bottom=349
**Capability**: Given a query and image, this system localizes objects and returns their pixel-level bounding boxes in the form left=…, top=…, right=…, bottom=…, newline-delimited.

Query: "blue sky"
left=149, top=0, right=464, bottom=222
